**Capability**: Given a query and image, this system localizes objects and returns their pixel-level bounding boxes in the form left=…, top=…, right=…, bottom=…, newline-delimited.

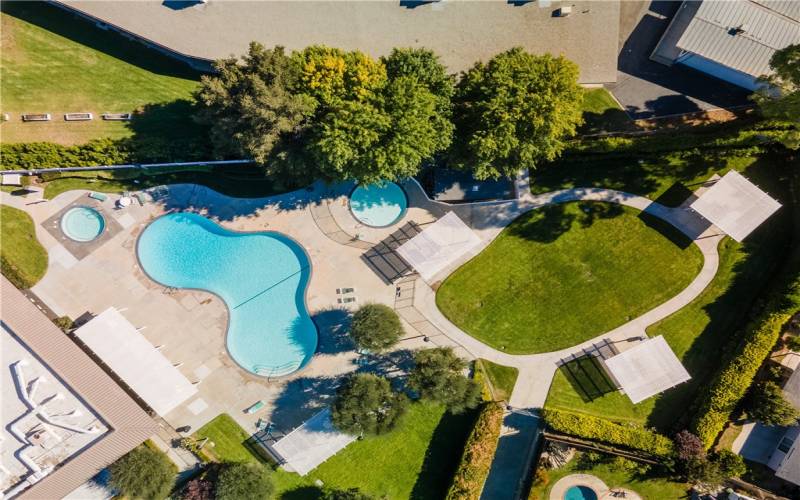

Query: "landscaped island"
left=436, top=201, right=703, bottom=353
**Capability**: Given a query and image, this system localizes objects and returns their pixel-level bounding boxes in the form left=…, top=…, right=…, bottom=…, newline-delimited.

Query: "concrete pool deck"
left=1, top=174, right=724, bottom=450
left=549, top=473, right=642, bottom=500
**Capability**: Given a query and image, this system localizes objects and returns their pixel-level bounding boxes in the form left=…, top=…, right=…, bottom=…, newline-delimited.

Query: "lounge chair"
left=245, top=401, right=265, bottom=414
left=88, top=192, right=108, bottom=202
left=133, top=193, right=147, bottom=206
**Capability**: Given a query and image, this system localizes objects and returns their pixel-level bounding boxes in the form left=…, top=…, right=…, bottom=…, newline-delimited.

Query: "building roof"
left=783, top=367, right=800, bottom=411
left=603, top=336, right=691, bottom=404
left=55, top=0, right=620, bottom=83
left=1, top=277, right=157, bottom=500
left=676, top=0, right=800, bottom=77
left=269, top=408, right=357, bottom=476
left=396, top=211, right=481, bottom=282
left=775, top=426, right=800, bottom=486
left=690, top=170, right=782, bottom=242
left=74, top=307, right=198, bottom=416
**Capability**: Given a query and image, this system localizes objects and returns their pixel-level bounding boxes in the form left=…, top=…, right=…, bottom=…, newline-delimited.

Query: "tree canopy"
left=195, top=43, right=315, bottom=167
left=754, top=43, right=800, bottom=149
left=451, top=47, right=584, bottom=180
left=331, top=373, right=408, bottom=435
left=408, top=347, right=481, bottom=414
left=349, top=303, right=404, bottom=352
left=747, top=381, right=800, bottom=426
left=215, top=462, right=274, bottom=500
left=108, top=443, right=176, bottom=500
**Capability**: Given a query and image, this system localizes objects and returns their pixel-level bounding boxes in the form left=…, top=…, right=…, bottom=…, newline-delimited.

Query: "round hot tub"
left=61, top=206, right=105, bottom=242
left=564, top=485, right=598, bottom=500
left=349, top=181, right=408, bottom=228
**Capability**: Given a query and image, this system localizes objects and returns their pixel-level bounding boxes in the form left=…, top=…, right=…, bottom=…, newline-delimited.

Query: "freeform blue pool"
left=61, top=206, right=105, bottom=242
left=564, top=485, right=598, bottom=500
left=137, top=212, right=317, bottom=377
left=349, top=182, right=408, bottom=227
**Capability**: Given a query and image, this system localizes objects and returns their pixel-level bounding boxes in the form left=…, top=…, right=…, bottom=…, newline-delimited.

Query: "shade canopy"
left=690, top=171, right=781, bottom=242
left=604, top=336, right=690, bottom=404
left=74, top=307, right=197, bottom=416
left=269, top=408, right=356, bottom=476
left=396, top=211, right=481, bottom=281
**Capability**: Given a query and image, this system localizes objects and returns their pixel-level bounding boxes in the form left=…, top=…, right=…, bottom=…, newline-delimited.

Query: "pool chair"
left=88, top=192, right=108, bottom=202
left=133, top=193, right=147, bottom=206
left=336, top=287, right=356, bottom=294
left=245, top=400, right=265, bottom=414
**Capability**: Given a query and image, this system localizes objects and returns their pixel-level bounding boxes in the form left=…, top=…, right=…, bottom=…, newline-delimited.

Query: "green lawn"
left=192, top=414, right=269, bottom=466
left=40, top=165, right=293, bottom=199
left=0, top=204, right=48, bottom=288
left=0, top=1, right=201, bottom=144
left=543, top=153, right=793, bottom=432
left=273, top=402, right=476, bottom=500
left=437, top=202, right=703, bottom=354
left=476, top=359, right=519, bottom=402
left=580, top=88, right=632, bottom=134
left=528, top=451, right=689, bottom=500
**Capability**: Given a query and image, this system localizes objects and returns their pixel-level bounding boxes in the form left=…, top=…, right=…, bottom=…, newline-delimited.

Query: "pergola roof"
left=396, top=211, right=481, bottom=281
left=690, top=170, right=781, bottom=242
left=604, top=336, right=690, bottom=404
left=74, top=307, right=197, bottom=416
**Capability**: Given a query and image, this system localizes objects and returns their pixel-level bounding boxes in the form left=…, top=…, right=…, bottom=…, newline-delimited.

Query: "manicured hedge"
left=446, top=402, right=504, bottom=500
left=691, top=272, right=800, bottom=448
left=542, top=409, right=674, bottom=457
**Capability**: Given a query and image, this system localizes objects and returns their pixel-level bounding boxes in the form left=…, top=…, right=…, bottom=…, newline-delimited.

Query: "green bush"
left=691, top=273, right=800, bottom=448
left=349, top=303, right=404, bottom=352
left=542, top=409, right=674, bottom=457
left=446, top=402, right=504, bottom=500
left=215, top=462, right=273, bottom=500
left=108, top=442, right=177, bottom=500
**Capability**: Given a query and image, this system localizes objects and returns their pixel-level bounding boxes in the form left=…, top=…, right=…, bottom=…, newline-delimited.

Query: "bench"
left=101, top=113, right=132, bottom=121
left=65, top=113, right=93, bottom=121
left=22, top=113, right=51, bottom=122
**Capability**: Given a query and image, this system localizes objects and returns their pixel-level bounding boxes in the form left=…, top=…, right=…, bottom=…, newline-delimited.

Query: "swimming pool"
left=61, top=206, right=105, bottom=242
left=349, top=182, right=408, bottom=227
left=564, top=485, right=598, bottom=500
left=137, top=212, right=317, bottom=377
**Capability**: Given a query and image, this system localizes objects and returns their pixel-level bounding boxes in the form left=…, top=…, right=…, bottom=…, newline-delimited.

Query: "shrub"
left=785, top=335, right=800, bottom=352
left=408, top=347, right=481, bottom=414
left=331, top=373, right=407, bottom=436
left=446, top=402, right=504, bottom=500
left=674, top=430, right=705, bottom=461
left=108, top=443, right=177, bottom=500
left=713, top=449, right=746, bottom=478
left=52, top=316, right=74, bottom=332
left=349, top=304, right=404, bottom=352
left=747, top=381, right=800, bottom=426
left=542, top=409, right=674, bottom=457
left=215, top=462, right=273, bottom=500
left=691, top=273, right=800, bottom=448
left=180, top=477, right=214, bottom=500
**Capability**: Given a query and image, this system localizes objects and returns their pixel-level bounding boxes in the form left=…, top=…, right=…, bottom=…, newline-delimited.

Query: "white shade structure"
left=396, top=211, right=481, bottom=281
left=690, top=170, right=781, bottom=242
left=269, top=408, right=356, bottom=476
left=604, top=336, right=690, bottom=404
left=74, top=307, right=197, bottom=416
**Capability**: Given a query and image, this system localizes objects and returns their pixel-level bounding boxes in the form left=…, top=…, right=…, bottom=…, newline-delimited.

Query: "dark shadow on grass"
left=638, top=212, right=693, bottom=250
left=278, top=486, right=324, bottom=500
left=557, top=355, right=617, bottom=403
left=580, top=108, right=637, bottom=135
left=575, top=202, right=623, bottom=228
left=652, top=181, right=694, bottom=208
left=505, top=204, right=575, bottom=243
left=645, top=152, right=795, bottom=433
left=409, top=407, right=479, bottom=500
left=1, top=1, right=203, bottom=79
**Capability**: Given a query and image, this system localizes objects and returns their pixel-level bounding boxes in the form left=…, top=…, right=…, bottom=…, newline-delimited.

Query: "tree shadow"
left=638, top=212, right=693, bottom=250
left=575, top=202, right=624, bottom=229
left=646, top=152, right=795, bottom=432
left=409, top=407, right=478, bottom=500
left=580, top=108, right=639, bottom=135
left=162, top=0, right=203, bottom=10
left=1, top=1, right=203, bottom=79
left=556, top=355, right=617, bottom=403
left=312, top=307, right=354, bottom=355
left=278, top=486, right=324, bottom=500
left=505, top=204, right=575, bottom=243
left=627, top=94, right=702, bottom=120
left=269, top=376, right=343, bottom=432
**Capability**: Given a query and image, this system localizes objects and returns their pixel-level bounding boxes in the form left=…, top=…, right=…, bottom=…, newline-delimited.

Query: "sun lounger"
left=133, top=193, right=147, bottom=206
left=245, top=400, right=265, bottom=414
left=336, top=287, right=356, bottom=294
left=88, top=192, right=108, bottom=202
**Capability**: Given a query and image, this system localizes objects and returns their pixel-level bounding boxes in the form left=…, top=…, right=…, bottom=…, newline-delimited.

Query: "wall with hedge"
left=691, top=272, right=800, bottom=448
left=542, top=409, right=674, bottom=457
left=446, top=402, right=504, bottom=500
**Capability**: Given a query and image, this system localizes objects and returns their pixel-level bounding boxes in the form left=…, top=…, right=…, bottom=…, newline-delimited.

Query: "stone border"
left=40, top=197, right=124, bottom=260
left=549, top=474, right=609, bottom=500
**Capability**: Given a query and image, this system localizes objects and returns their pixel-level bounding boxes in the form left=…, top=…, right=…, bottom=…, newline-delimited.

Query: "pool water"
left=564, top=485, right=598, bottom=500
left=349, top=182, right=408, bottom=227
left=137, top=213, right=317, bottom=377
left=61, top=206, right=105, bottom=242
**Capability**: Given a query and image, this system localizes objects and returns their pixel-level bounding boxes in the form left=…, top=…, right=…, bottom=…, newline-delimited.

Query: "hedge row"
left=1, top=137, right=213, bottom=171
left=446, top=402, right=504, bottom=500
left=691, top=272, right=800, bottom=448
left=542, top=409, right=674, bottom=457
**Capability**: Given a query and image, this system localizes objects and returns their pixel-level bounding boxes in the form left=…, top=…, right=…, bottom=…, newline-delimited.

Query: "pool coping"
left=549, top=474, right=609, bottom=500
left=347, top=181, right=410, bottom=229
left=40, top=199, right=124, bottom=261
left=133, top=210, right=321, bottom=381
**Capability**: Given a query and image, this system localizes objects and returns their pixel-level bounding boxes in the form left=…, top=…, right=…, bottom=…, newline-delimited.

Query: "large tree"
left=215, top=462, right=273, bottom=500
left=408, top=347, right=481, bottom=414
left=108, top=444, right=176, bottom=500
left=451, top=48, right=584, bottom=180
left=194, top=43, right=315, bottom=167
left=349, top=303, right=404, bottom=352
left=747, top=381, right=800, bottom=426
left=753, top=44, right=800, bottom=150
left=331, top=373, right=408, bottom=435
